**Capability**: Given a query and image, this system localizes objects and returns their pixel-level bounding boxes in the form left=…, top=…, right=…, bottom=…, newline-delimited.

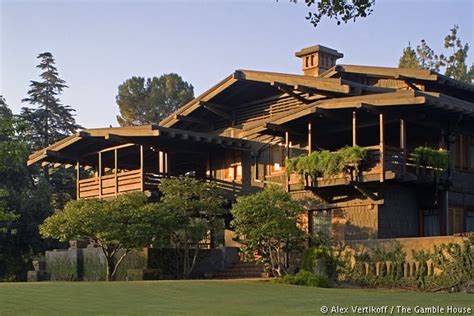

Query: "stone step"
left=209, top=261, right=266, bottom=279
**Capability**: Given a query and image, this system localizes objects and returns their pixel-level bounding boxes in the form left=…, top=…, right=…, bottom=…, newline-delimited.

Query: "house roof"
left=159, top=69, right=393, bottom=128
left=321, top=64, right=474, bottom=94
left=27, top=125, right=252, bottom=167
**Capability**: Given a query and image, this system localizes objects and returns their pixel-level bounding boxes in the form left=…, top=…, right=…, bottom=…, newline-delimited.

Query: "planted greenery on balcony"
left=411, top=146, right=449, bottom=177
left=285, top=146, right=369, bottom=180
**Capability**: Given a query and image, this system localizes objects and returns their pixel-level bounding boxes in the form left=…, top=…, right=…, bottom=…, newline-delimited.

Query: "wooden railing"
left=78, top=170, right=143, bottom=199
left=287, top=145, right=410, bottom=190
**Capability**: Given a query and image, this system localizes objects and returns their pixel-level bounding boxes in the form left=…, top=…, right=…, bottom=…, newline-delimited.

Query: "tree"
left=439, top=25, right=474, bottom=83
left=21, top=52, right=81, bottom=150
left=0, top=97, right=24, bottom=234
left=156, top=177, right=225, bottom=278
left=116, top=74, right=194, bottom=126
left=416, top=40, right=439, bottom=72
left=289, top=0, right=375, bottom=27
left=40, top=192, right=167, bottom=281
left=398, top=45, right=418, bottom=69
left=231, top=185, right=305, bottom=277
left=398, top=26, right=474, bottom=83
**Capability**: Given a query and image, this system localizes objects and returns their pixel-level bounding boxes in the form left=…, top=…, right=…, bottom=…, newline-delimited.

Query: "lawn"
left=0, top=280, right=473, bottom=316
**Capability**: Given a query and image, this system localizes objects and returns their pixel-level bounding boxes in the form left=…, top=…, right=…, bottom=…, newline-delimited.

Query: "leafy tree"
left=398, top=45, right=418, bottom=69
left=231, top=185, right=305, bottom=277
left=289, top=0, right=375, bottom=27
left=20, top=52, right=81, bottom=150
left=438, top=25, right=474, bottom=83
left=0, top=97, right=24, bottom=234
left=116, top=74, right=194, bottom=126
left=40, top=192, right=168, bottom=281
left=156, top=177, right=225, bottom=279
left=0, top=96, right=53, bottom=281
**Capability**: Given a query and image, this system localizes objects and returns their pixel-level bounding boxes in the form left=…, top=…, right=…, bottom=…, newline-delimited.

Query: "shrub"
left=300, top=246, right=331, bottom=272
left=276, top=270, right=330, bottom=288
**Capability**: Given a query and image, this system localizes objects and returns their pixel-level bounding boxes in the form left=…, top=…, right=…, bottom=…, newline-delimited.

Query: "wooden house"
left=28, top=45, right=474, bottom=244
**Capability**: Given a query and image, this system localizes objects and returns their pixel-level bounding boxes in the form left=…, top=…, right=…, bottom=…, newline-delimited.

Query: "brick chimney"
left=295, top=45, right=343, bottom=76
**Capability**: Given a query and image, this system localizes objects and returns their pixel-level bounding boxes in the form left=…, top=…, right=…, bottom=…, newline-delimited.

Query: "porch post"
left=379, top=113, right=385, bottom=182
left=307, top=122, right=312, bottom=154
left=164, top=152, right=169, bottom=175
left=285, top=131, right=290, bottom=192
left=98, top=152, right=102, bottom=199
left=76, top=161, right=80, bottom=200
left=114, top=148, right=118, bottom=197
left=352, top=111, right=357, bottom=146
left=140, top=145, right=144, bottom=191
left=400, top=118, right=406, bottom=172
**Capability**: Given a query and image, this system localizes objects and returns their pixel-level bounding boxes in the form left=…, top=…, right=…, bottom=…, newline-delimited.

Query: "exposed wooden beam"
left=174, top=114, right=211, bottom=125
left=356, top=102, right=380, bottom=114
left=265, top=123, right=304, bottom=136
left=352, top=183, right=383, bottom=203
left=294, top=84, right=346, bottom=98
left=202, top=104, right=233, bottom=120
left=199, top=101, right=233, bottom=111
left=271, top=82, right=311, bottom=104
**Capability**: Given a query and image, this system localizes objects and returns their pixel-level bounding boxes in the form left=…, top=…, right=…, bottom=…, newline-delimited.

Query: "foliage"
left=439, top=25, right=474, bottom=83
left=398, top=25, right=474, bottom=83
left=412, top=146, right=449, bottom=178
left=286, top=145, right=368, bottom=179
left=335, top=238, right=474, bottom=291
left=300, top=245, right=333, bottom=274
left=275, top=270, right=330, bottom=287
left=335, top=245, right=407, bottom=288
left=412, top=237, right=474, bottom=291
left=20, top=52, right=81, bottom=150
left=156, top=177, right=225, bottom=279
left=40, top=192, right=167, bottom=281
left=46, top=255, right=77, bottom=281
left=231, top=185, right=305, bottom=277
left=398, top=46, right=419, bottom=69
left=116, top=74, right=194, bottom=126
left=289, top=0, right=375, bottom=27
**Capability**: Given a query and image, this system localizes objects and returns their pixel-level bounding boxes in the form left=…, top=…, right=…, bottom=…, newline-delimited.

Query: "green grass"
left=0, top=280, right=472, bottom=316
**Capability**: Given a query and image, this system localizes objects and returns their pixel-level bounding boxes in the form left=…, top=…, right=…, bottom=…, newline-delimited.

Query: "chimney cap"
left=295, top=45, right=344, bottom=59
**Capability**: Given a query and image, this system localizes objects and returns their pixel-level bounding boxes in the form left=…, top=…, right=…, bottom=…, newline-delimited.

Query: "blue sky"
left=1, top=0, right=473, bottom=128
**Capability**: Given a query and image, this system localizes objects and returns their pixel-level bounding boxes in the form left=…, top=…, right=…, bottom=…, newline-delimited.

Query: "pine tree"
left=21, top=52, right=81, bottom=150
left=416, top=40, right=439, bottom=72
left=398, top=45, right=418, bottom=69
left=439, top=25, right=474, bottom=83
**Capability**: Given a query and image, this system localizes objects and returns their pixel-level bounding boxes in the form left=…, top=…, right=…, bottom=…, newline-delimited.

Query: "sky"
left=1, top=0, right=473, bottom=128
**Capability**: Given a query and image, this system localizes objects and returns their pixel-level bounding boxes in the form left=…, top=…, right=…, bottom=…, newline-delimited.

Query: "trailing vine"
left=412, top=147, right=449, bottom=178
left=286, top=146, right=369, bottom=179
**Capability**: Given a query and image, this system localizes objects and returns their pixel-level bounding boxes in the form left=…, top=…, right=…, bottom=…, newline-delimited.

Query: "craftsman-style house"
left=28, top=45, right=474, bottom=245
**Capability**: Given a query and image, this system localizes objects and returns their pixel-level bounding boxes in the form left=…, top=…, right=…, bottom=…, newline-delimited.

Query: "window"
left=305, top=56, right=309, bottom=68
left=466, top=211, right=474, bottom=232
left=312, top=210, right=332, bottom=240
left=269, top=144, right=286, bottom=174
left=310, top=54, right=314, bottom=67
left=423, top=209, right=440, bottom=236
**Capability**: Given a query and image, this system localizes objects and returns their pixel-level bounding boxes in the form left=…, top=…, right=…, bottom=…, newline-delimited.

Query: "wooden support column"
left=76, top=161, right=80, bottom=200
left=400, top=118, right=406, bottom=172
left=164, top=152, right=169, bottom=175
left=352, top=111, right=357, bottom=146
left=307, top=122, right=312, bottom=154
left=379, top=113, right=385, bottom=182
left=285, top=132, right=290, bottom=192
left=114, top=148, right=118, bottom=197
left=140, top=145, right=144, bottom=191
left=98, top=152, right=102, bottom=199
left=159, top=151, right=164, bottom=174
